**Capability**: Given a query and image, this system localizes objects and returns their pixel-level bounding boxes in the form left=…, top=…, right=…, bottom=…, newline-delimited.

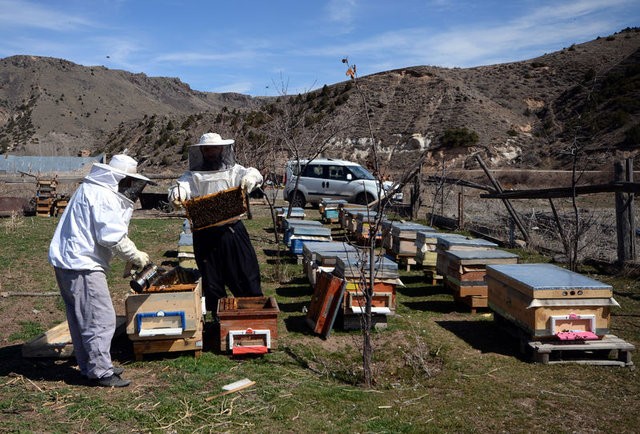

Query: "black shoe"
left=82, top=366, right=124, bottom=378
left=95, top=374, right=131, bottom=387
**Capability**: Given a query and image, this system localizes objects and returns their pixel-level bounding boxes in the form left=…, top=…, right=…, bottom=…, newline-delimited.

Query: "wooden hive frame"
left=184, top=186, right=247, bottom=231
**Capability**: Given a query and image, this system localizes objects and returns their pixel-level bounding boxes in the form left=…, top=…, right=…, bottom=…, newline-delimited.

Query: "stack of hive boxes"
left=339, top=207, right=368, bottom=233
left=444, top=249, right=519, bottom=312
left=283, top=219, right=323, bottom=246
left=319, top=198, right=347, bottom=223
left=288, top=223, right=332, bottom=255
left=177, top=220, right=197, bottom=269
left=436, top=236, right=512, bottom=312
left=333, top=255, right=400, bottom=329
left=415, top=232, right=467, bottom=269
left=302, top=241, right=359, bottom=287
left=389, top=222, right=435, bottom=269
left=275, top=206, right=305, bottom=231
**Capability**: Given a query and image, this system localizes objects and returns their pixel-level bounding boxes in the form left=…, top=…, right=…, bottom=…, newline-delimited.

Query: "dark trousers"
left=193, top=220, right=262, bottom=312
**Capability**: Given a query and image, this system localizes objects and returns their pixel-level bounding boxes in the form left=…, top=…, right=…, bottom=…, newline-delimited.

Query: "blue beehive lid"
left=291, top=225, right=332, bottom=237
left=437, top=236, right=498, bottom=250
left=391, top=222, right=435, bottom=237
left=335, top=255, right=398, bottom=279
left=303, top=240, right=357, bottom=256
left=283, top=218, right=322, bottom=231
left=178, top=232, right=193, bottom=246
left=445, top=249, right=519, bottom=262
left=486, top=263, right=612, bottom=292
left=276, top=207, right=306, bottom=218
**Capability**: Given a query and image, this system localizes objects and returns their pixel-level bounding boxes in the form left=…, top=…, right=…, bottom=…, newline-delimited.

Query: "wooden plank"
left=22, top=316, right=126, bottom=358
left=306, top=271, right=345, bottom=337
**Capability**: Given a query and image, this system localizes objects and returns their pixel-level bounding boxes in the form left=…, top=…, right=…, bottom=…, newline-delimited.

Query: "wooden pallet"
left=528, top=335, right=635, bottom=367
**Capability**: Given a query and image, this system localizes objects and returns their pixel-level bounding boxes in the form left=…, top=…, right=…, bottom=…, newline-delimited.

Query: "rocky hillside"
left=0, top=56, right=256, bottom=157
left=1, top=28, right=638, bottom=176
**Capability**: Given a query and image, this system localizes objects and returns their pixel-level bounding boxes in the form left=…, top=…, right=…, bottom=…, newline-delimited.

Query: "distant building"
left=0, top=154, right=106, bottom=176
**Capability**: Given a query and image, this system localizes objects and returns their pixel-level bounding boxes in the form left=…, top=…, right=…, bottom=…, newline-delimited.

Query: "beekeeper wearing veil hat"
left=168, top=132, right=263, bottom=315
left=49, top=153, right=154, bottom=387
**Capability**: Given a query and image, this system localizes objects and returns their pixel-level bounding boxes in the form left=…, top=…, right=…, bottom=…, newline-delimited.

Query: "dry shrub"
left=3, top=211, right=25, bottom=234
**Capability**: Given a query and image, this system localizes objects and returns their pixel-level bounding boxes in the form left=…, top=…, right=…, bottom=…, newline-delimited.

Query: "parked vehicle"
left=283, top=158, right=400, bottom=208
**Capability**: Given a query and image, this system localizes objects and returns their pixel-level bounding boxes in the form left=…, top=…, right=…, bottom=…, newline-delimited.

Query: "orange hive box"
left=217, top=296, right=279, bottom=355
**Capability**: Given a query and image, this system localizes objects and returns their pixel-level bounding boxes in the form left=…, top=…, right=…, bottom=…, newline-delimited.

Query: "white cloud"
left=154, top=50, right=259, bottom=65
left=326, top=0, right=358, bottom=25
left=0, top=0, right=93, bottom=31
left=211, top=81, right=253, bottom=94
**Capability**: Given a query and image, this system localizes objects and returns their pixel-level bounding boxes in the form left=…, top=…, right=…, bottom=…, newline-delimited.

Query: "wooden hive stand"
left=36, top=179, right=58, bottom=217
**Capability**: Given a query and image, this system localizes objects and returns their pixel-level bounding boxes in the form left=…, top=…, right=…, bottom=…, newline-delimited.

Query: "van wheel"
left=355, top=192, right=374, bottom=205
left=289, top=191, right=306, bottom=208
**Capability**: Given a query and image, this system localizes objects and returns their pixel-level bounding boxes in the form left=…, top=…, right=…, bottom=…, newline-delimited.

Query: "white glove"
left=240, top=169, right=262, bottom=193
left=168, top=185, right=189, bottom=210
left=112, top=236, right=150, bottom=269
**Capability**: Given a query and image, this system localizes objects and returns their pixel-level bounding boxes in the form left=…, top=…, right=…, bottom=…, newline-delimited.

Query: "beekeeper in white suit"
left=49, top=154, right=153, bottom=387
left=168, top=133, right=263, bottom=315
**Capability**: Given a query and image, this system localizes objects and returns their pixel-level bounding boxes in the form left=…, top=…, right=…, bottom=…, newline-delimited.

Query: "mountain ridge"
left=1, top=28, right=638, bottom=175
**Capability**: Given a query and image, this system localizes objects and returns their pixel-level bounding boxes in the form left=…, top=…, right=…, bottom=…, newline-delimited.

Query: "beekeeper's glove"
left=112, top=236, right=150, bottom=269
left=240, top=169, right=263, bottom=193
left=168, top=185, right=189, bottom=210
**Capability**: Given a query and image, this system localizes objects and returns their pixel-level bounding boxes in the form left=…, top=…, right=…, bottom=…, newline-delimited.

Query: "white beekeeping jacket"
left=48, top=164, right=135, bottom=271
left=173, top=164, right=260, bottom=199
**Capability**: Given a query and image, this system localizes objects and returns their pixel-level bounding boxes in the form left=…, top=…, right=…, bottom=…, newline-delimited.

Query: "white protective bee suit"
left=168, top=133, right=263, bottom=313
left=49, top=154, right=151, bottom=383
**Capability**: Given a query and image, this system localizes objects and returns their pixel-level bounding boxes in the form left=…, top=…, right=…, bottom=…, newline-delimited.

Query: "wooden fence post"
left=615, top=158, right=636, bottom=263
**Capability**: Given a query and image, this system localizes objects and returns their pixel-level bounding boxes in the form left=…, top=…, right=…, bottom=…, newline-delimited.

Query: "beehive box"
left=436, top=236, right=498, bottom=276
left=415, top=232, right=467, bottom=268
left=339, top=207, right=368, bottom=232
left=390, top=222, right=435, bottom=257
left=283, top=219, right=323, bottom=245
left=184, top=186, right=246, bottom=230
left=486, top=263, right=619, bottom=339
left=319, top=198, right=347, bottom=222
left=289, top=226, right=332, bottom=255
left=302, top=241, right=359, bottom=286
left=334, top=255, right=399, bottom=318
left=217, top=297, right=279, bottom=354
left=125, top=280, right=203, bottom=342
left=355, top=211, right=382, bottom=241
left=276, top=206, right=305, bottom=231
left=444, top=249, right=519, bottom=312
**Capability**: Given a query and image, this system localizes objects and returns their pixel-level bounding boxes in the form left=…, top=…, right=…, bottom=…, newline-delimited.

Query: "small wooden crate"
left=184, top=186, right=246, bottom=231
left=217, top=297, right=279, bottom=354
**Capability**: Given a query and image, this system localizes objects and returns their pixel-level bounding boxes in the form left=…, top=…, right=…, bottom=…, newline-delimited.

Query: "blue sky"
left=1, top=0, right=638, bottom=96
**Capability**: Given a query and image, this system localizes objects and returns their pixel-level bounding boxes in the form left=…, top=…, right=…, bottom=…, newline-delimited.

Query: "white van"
left=283, top=158, right=398, bottom=207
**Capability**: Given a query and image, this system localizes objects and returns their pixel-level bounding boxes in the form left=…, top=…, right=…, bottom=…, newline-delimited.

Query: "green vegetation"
left=0, top=209, right=638, bottom=432
left=440, top=127, right=480, bottom=148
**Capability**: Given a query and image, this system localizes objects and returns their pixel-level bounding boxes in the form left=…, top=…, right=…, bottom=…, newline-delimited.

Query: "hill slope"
left=0, top=28, right=638, bottom=174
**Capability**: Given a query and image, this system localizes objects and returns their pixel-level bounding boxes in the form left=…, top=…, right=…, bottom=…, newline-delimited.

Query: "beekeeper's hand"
left=112, top=236, right=150, bottom=269
left=241, top=169, right=262, bottom=193
left=168, top=185, right=188, bottom=210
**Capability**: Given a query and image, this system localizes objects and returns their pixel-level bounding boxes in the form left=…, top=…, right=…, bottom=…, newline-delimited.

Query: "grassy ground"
left=0, top=203, right=639, bottom=433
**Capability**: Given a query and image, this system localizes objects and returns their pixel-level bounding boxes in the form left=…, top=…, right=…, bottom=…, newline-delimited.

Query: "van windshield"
left=348, top=165, right=375, bottom=180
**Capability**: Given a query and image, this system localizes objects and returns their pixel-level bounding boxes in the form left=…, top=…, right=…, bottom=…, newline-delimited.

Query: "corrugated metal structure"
left=0, top=154, right=106, bottom=175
